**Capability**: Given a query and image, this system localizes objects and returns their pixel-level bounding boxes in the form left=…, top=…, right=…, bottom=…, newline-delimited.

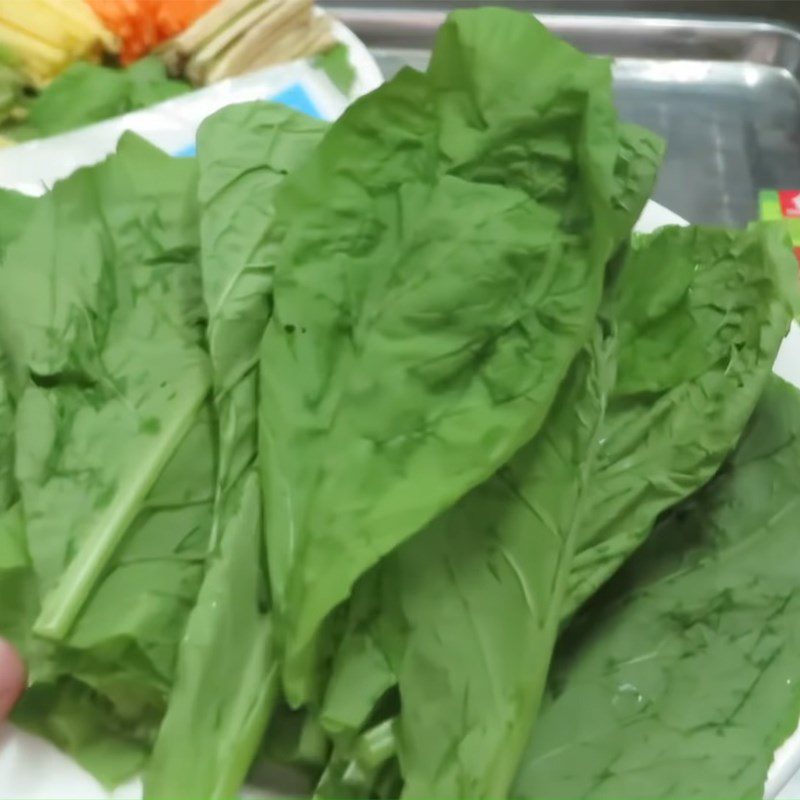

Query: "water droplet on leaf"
left=612, top=682, right=645, bottom=719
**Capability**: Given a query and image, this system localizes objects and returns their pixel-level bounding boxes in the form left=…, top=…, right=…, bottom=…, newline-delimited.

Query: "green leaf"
left=0, top=371, right=15, bottom=509
left=0, top=134, right=210, bottom=640
left=143, top=474, right=278, bottom=799
left=198, top=102, right=326, bottom=400
left=2, top=394, right=217, bottom=787
left=37, top=403, right=217, bottom=713
left=0, top=187, right=35, bottom=259
left=318, top=221, right=797, bottom=799
left=314, top=44, right=356, bottom=94
left=515, top=375, right=800, bottom=799
left=0, top=505, right=36, bottom=649
left=0, top=504, right=157, bottom=788
left=1, top=58, right=190, bottom=142
left=566, top=222, right=800, bottom=614
left=143, top=102, right=326, bottom=800
left=0, top=136, right=221, bottom=787
left=126, top=57, right=191, bottom=108
left=13, top=678, right=151, bottom=788
left=260, top=6, right=658, bottom=707
left=333, top=337, right=610, bottom=800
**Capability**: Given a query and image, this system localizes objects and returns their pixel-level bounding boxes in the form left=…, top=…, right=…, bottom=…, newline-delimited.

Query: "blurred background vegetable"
left=0, top=56, right=189, bottom=142
left=85, top=0, right=219, bottom=63
left=160, top=0, right=334, bottom=84
left=0, top=0, right=345, bottom=145
left=0, top=45, right=25, bottom=132
left=0, top=0, right=115, bottom=85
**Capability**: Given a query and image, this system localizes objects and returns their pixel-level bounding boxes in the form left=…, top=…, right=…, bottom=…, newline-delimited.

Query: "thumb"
left=0, top=638, right=25, bottom=721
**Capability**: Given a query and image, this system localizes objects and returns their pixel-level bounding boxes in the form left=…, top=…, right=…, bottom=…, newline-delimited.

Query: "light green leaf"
left=314, top=44, right=356, bottom=95
left=0, top=188, right=34, bottom=259
left=144, top=102, right=326, bottom=800
left=198, top=101, right=326, bottom=400
left=13, top=678, right=151, bottom=788
left=144, top=473, right=277, bottom=799
left=0, top=137, right=220, bottom=787
left=0, top=134, right=211, bottom=640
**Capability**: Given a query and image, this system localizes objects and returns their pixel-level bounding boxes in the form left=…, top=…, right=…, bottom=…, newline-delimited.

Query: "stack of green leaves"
left=0, top=8, right=799, bottom=800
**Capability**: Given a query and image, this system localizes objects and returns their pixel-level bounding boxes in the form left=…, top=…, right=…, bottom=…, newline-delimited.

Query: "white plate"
left=1, top=191, right=798, bottom=799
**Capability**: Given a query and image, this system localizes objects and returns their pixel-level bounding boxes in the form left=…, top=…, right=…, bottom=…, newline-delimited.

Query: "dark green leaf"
left=260, top=6, right=660, bottom=708
left=566, top=223, right=800, bottom=613
left=319, top=222, right=797, bottom=799
left=516, top=375, right=800, bottom=799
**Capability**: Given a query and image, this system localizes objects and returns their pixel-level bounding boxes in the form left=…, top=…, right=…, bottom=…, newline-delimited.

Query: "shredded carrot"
left=86, top=0, right=219, bottom=63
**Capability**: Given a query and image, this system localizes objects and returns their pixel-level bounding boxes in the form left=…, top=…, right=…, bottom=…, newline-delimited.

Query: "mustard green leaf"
left=0, top=187, right=34, bottom=259
left=0, top=505, right=35, bottom=650
left=38, top=403, right=217, bottom=709
left=566, top=222, right=800, bottom=614
left=198, top=101, right=326, bottom=401
left=516, top=375, right=800, bottom=799
left=0, top=371, right=15, bottom=509
left=335, top=336, right=610, bottom=800
left=3, top=402, right=217, bottom=786
left=143, top=102, right=326, bottom=799
left=0, top=137, right=220, bottom=787
left=13, top=678, right=152, bottom=787
left=144, top=474, right=278, bottom=799
left=260, top=6, right=658, bottom=707
left=317, top=221, right=797, bottom=800
left=0, top=134, right=211, bottom=641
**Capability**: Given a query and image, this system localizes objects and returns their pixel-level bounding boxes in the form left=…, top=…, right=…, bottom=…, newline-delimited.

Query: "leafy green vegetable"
left=0, top=135, right=221, bottom=785
left=0, top=372, right=15, bottom=508
left=198, top=102, right=326, bottom=402
left=37, top=405, right=217, bottom=705
left=260, top=6, right=661, bottom=708
left=0, top=57, right=189, bottom=142
left=0, top=134, right=209, bottom=642
left=317, top=221, right=798, bottom=799
left=566, top=223, right=800, bottom=614
left=0, top=187, right=34, bottom=258
left=516, top=374, right=800, bottom=799
left=322, top=335, right=612, bottom=800
left=13, top=677, right=152, bottom=787
left=1, top=9, right=797, bottom=800
left=0, top=505, right=34, bottom=649
left=2, top=391, right=217, bottom=787
left=144, top=472, right=277, bottom=798
left=144, top=102, right=326, bottom=800
left=314, top=44, right=356, bottom=94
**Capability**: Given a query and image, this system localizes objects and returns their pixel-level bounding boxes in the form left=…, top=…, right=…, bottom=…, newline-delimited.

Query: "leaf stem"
left=34, top=365, right=210, bottom=640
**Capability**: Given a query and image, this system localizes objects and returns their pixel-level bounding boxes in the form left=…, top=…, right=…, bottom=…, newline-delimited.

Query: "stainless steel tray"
left=325, top=3, right=800, bottom=227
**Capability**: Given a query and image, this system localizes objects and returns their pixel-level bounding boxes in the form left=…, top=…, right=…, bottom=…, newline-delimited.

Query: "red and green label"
left=759, top=190, right=800, bottom=263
